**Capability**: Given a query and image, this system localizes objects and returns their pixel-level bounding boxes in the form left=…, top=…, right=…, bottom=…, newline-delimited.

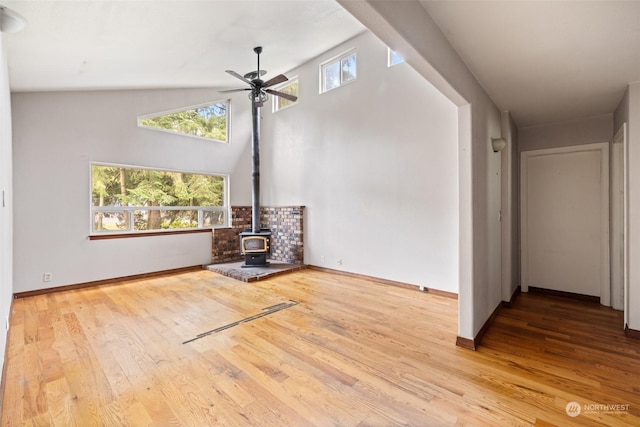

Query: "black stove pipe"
left=250, top=93, right=261, bottom=234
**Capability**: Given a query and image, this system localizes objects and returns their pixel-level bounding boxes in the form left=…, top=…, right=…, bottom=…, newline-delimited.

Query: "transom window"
left=272, top=76, right=299, bottom=112
left=91, top=163, right=228, bottom=234
left=320, top=50, right=357, bottom=93
left=138, top=100, right=230, bottom=143
left=388, top=48, right=405, bottom=66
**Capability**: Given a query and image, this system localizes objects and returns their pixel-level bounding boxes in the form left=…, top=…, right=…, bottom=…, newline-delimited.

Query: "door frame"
left=520, top=142, right=610, bottom=305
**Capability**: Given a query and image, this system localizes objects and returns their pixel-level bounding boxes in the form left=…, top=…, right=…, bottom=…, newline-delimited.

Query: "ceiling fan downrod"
left=254, top=46, right=262, bottom=76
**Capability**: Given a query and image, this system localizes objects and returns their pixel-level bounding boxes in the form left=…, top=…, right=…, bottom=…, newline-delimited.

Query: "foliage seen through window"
left=91, top=165, right=227, bottom=233
left=273, top=78, right=299, bottom=112
left=138, top=101, right=229, bottom=142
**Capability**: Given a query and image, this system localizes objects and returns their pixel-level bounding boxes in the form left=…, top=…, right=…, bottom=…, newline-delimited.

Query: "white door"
left=521, top=143, right=610, bottom=303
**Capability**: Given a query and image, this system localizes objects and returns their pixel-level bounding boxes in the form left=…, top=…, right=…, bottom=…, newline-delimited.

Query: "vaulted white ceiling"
left=2, top=1, right=364, bottom=92
left=3, top=1, right=639, bottom=128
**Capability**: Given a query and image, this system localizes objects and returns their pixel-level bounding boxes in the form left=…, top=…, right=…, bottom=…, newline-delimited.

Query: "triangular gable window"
left=138, top=100, right=230, bottom=143
left=388, top=48, right=405, bottom=66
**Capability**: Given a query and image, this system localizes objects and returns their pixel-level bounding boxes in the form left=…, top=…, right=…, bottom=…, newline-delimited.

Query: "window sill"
left=89, top=228, right=213, bottom=240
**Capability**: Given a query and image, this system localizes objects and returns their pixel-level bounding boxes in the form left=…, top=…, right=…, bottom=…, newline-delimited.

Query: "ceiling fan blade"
left=264, top=74, right=288, bottom=87
left=218, top=88, right=251, bottom=93
left=266, top=89, right=298, bottom=102
left=225, top=70, right=253, bottom=85
left=244, top=70, right=267, bottom=80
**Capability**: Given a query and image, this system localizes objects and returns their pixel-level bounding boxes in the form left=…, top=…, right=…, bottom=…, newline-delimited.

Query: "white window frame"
left=90, top=162, right=230, bottom=235
left=137, top=99, right=231, bottom=144
left=319, top=48, right=357, bottom=94
left=272, top=76, right=299, bottom=112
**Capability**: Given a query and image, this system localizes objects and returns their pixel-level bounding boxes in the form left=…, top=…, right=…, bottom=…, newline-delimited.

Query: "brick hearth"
left=211, top=206, right=304, bottom=265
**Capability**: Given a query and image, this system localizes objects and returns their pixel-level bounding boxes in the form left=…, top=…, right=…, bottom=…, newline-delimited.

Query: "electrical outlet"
left=337, top=259, right=343, bottom=266
left=43, top=272, right=52, bottom=282
left=321, top=256, right=325, bottom=263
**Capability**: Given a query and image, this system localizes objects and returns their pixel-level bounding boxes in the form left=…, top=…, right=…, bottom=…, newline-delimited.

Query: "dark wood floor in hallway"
left=1, top=269, right=639, bottom=426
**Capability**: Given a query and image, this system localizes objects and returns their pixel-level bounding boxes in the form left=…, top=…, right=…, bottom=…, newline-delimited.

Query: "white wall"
left=501, top=111, right=519, bottom=302
left=12, top=88, right=252, bottom=293
left=0, top=31, right=14, bottom=377
left=614, top=88, right=629, bottom=132
left=615, top=82, right=640, bottom=331
left=234, top=31, right=459, bottom=292
left=519, top=115, right=613, bottom=152
left=12, top=31, right=460, bottom=295
left=339, top=0, right=504, bottom=340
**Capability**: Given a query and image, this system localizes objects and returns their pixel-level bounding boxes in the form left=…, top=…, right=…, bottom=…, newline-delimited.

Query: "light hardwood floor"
left=1, top=269, right=639, bottom=426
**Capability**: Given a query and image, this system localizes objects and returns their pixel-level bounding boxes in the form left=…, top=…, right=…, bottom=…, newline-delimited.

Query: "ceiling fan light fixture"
left=249, top=91, right=268, bottom=104
left=0, top=5, right=27, bottom=34
left=223, top=47, right=295, bottom=108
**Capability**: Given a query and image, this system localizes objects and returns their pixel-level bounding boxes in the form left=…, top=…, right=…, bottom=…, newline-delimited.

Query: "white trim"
left=520, top=142, right=610, bottom=304
left=611, top=125, right=627, bottom=312
left=458, top=103, right=474, bottom=338
left=612, top=124, right=629, bottom=322
left=500, top=113, right=513, bottom=303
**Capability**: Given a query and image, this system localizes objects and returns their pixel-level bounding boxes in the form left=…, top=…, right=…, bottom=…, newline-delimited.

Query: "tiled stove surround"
left=211, top=206, right=305, bottom=265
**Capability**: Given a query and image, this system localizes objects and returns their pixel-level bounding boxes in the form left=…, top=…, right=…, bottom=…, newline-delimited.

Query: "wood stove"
left=240, top=229, right=271, bottom=267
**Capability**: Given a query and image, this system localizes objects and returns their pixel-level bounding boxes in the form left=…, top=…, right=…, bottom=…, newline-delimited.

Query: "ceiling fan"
left=220, top=46, right=298, bottom=107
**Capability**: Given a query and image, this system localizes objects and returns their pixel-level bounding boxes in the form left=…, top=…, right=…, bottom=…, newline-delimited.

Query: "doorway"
left=520, top=143, right=610, bottom=304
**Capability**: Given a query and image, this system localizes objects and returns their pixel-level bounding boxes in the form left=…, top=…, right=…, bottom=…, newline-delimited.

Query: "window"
left=91, top=163, right=228, bottom=234
left=320, top=50, right=357, bottom=93
left=138, top=100, right=230, bottom=143
left=272, top=77, right=299, bottom=112
left=388, top=48, right=405, bottom=66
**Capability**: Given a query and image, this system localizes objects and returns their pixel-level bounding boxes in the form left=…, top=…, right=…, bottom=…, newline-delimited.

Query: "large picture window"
left=138, top=100, right=230, bottom=143
left=91, top=163, right=228, bottom=234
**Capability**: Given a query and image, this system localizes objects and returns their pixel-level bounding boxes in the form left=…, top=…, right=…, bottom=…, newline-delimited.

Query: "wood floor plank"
left=45, top=378, right=74, bottom=427
left=2, top=269, right=640, bottom=426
